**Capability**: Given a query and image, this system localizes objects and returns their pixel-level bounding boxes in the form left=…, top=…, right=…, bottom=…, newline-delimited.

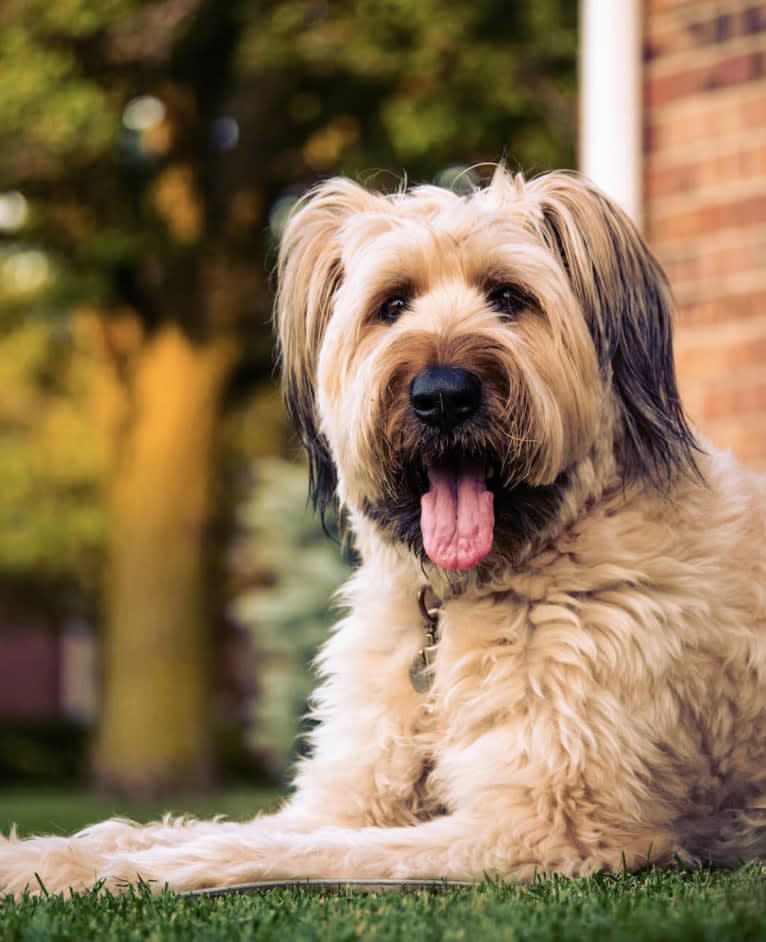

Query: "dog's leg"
left=0, top=613, right=433, bottom=899
left=0, top=814, right=282, bottom=898
left=0, top=734, right=432, bottom=899
left=0, top=719, right=424, bottom=898
left=0, top=800, right=347, bottom=899
left=0, top=765, right=387, bottom=900
left=0, top=654, right=427, bottom=897
left=99, top=815, right=500, bottom=891
left=88, top=811, right=678, bottom=892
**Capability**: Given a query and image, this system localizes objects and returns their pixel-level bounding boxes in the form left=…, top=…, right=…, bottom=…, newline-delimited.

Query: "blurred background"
left=0, top=0, right=764, bottom=833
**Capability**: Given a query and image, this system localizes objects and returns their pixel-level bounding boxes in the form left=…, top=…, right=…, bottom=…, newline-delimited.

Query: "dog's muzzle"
left=404, top=366, right=494, bottom=571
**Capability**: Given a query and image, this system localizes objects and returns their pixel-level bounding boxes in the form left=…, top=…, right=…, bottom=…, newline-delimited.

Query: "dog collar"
left=409, top=585, right=443, bottom=693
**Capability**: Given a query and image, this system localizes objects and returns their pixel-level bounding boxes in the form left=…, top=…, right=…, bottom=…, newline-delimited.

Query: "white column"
left=579, top=0, right=643, bottom=227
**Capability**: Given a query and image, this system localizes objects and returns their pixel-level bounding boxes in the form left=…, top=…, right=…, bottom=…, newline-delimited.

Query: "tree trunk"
left=94, top=325, right=236, bottom=797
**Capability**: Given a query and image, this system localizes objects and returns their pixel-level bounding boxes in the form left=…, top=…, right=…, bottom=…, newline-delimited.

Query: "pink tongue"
left=420, top=466, right=494, bottom=570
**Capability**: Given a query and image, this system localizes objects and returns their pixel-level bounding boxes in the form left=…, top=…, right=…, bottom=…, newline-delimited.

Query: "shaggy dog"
left=3, top=167, right=766, bottom=896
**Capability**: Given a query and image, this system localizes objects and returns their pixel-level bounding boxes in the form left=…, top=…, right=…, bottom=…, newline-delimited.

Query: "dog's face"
left=276, top=168, right=699, bottom=571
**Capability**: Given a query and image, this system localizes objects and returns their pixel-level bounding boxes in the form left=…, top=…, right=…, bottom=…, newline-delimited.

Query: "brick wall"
left=644, top=0, right=766, bottom=469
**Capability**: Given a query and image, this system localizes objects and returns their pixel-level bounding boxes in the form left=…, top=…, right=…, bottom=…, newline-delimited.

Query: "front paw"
left=0, top=832, right=105, bottom=899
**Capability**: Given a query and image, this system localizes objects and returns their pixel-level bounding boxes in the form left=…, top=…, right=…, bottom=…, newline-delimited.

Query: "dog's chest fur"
left=315, top=451, right=766, bottom=845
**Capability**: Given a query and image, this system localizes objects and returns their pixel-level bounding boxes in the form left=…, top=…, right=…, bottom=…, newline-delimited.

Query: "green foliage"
left=0, top=32, right=108, bottom=159
left=231, top=459, right=351, bottom=778
left=4, top=866, right=766, bottom=941
left=0, top=312, right=106, bottom=591
left=239, top=0, right=577, bottom=177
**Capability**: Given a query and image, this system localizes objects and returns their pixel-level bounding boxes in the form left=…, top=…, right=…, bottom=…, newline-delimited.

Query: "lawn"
left=2, top=790, right=766, bottom=941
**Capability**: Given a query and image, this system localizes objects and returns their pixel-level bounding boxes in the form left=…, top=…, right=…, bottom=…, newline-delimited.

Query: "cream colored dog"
left=3, top=167, right=766, bottom=896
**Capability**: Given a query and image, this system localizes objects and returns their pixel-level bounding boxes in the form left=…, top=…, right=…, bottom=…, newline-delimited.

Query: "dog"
left=2, top=166, right=766, bottom=897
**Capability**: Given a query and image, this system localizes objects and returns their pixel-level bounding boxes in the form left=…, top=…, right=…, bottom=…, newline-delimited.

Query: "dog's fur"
left=3, top=167, right=766, bottom=896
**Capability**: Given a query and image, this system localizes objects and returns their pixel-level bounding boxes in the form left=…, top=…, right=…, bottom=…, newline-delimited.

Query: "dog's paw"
left=0, top=817, right=292, bottom=897
left=0, top=830, right=106, bottom=899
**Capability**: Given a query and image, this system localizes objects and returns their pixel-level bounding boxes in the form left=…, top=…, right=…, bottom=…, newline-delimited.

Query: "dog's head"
left=275, top=167, right=700, bottom=571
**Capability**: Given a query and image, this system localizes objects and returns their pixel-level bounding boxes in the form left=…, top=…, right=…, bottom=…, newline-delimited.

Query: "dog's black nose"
left=410, top=366, right=481, bottom=432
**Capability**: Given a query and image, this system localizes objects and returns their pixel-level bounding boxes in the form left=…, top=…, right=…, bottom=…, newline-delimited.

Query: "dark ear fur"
left=283, top=327, right=339, bottom=517
left=529, top=171, right=703, bottom=488
left=274, top=178, right=379, bottom=513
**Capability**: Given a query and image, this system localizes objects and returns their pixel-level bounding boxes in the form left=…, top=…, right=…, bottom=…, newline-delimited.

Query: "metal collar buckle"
left=409, top=586, right=443, bottom=693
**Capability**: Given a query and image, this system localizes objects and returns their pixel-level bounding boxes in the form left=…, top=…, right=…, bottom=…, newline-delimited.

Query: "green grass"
left=3, top=791, right=766, bottom=940
left=4, top=869, right=766, bottom=942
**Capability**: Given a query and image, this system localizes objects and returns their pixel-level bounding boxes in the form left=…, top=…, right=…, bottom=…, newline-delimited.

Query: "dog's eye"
left=487, top=284, right=530, bottom=318
left=379, top=295, right=409, bottom=324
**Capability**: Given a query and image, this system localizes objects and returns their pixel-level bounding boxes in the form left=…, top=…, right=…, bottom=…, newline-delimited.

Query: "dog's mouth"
left=418, top=457, right=495, bottom=571
left=363, top=445, right=565, bottom=572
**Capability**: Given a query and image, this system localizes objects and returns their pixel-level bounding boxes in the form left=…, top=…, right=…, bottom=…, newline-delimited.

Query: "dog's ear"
left=525, top=170, right=701, bottom=488
left=275, top=178, right=378, bottom=511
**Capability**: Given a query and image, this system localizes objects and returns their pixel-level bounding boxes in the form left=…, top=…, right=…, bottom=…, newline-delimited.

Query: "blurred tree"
left=0, top=0, right=576, bottom=795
